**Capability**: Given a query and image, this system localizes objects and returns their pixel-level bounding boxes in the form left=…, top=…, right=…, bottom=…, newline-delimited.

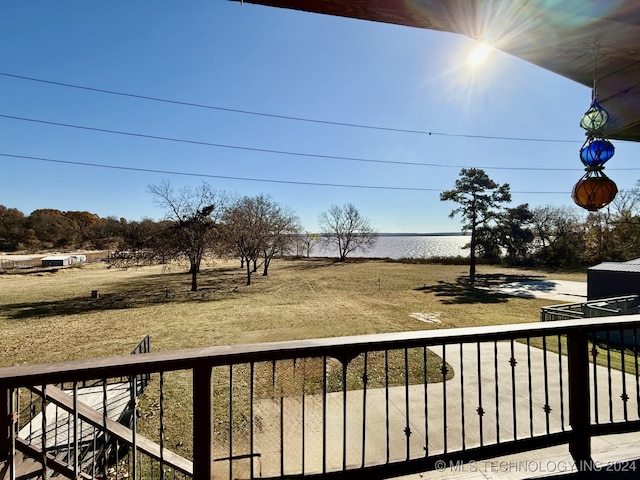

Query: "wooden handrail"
left=2, top=315, right=640, bottom=388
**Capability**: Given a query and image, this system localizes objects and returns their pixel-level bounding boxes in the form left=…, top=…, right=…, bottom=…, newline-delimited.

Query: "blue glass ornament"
left=579, top=138, right=615, bottom=167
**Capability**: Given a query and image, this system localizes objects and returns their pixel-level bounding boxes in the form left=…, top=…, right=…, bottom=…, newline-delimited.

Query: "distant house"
left=41, top=254, right=86, bottom=267
left=587, top=258, right=640, bottom=300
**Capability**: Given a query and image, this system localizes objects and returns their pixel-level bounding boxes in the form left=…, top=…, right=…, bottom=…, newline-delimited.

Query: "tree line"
left=3, top=173, right=640, bottom=288
left=441, top=168, right=640, bottom=284
left=0, top=181, right=378, bottom=290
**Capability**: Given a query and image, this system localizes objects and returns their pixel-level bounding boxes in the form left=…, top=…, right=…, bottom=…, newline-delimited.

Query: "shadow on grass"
left=4, top=267, right=249, bottom=320
left=415, top=272, right=547, bottom=304
left=278, top=257, right=348, bottom=270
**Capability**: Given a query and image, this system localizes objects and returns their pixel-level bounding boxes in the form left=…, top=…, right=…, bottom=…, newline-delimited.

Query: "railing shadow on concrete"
left=1, top=316, right=640, bottom=479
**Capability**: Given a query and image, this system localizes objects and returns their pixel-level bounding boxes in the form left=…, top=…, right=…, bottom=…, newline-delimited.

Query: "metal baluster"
left=66, top=402, right=71, bottom=468
left=160, top=371, right=165, bottom=480
left=9, top=388, right=16, bottom=480
left=620, top=329, right=628, bottom=421
left=279, top=370, right=285, bottom=476
left=510, top=339, right=517, bottom=441
left=92, top=427, right=97, bottom=479
left=606, top=330, right=613, bottom=422
left=301, top=359, right=306, bottom=475
left=494, top=341, right=499, bottom=443
left=385, top=349, right=390, bottom=464
left=527, top=338, right=533, bottom=437
left=422, top=347, right=429, bottom=458
left=41, top=384, right=47, bottom=476
left=558, top=335, right=565, bottom=431
left=322, top=356, right=327, bottom=475
left=229, top=365, right=235, bottom=480
left=460, top=343, right=466, bottom=450
left=103, top=379, right=108, bottom=480
left=250, top=362, right=255, bottom=479
left=29, top=390, right=34, bottom=440
left=635, top=328, right=639, bottom=420
left=14, top=388, right=19, bottom=436
left=342, top=358, right=348, bottom=471
left=591, top=331, right=600, bottom=424
left=361, top=352, right=368, bottom=468
left=542, top=336, right=551, bottom=435
left=73, top=381, right=79, bottom=478
left=477, top=342, right=484, bottom=447
left=131, top=375, right=138, bottom=480
left=404, top=348, right=411, bottom=460
left=442, top=345, right=447, bottom=453
left=115, top=418, right=120, bottom=480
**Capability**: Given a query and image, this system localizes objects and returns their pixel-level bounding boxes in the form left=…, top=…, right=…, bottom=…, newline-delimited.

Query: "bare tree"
left=318, top=204, right=378, bottom=261
left=222, top=196, right=263, bottom=286
left=610, top=181, right=640, bottom=216
left=148, top=180, right=226, bottom=291
left=222, top=194, right=300, bottom=285
left=256, top=196, right=301, bottom=276
left=530, top=205, right=585, bottom=268
left=296, top=231, right=320, bottom=258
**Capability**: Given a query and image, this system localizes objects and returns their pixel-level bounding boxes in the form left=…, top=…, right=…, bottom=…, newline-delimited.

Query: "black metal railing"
left=1, top=317, right=640, bottom=479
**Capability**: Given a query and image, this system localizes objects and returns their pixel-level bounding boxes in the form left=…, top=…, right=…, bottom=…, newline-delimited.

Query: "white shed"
left=41, top=255, right=76, bottom=267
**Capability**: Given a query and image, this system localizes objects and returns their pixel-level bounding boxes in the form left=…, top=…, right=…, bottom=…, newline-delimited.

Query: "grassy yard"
left=0, top=257, right=586, bottom=367
left=1, top=258, right=590, bottom=466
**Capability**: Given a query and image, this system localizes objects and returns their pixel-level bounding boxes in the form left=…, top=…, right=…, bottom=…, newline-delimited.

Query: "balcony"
left=1, top=316, right=640, bottom=479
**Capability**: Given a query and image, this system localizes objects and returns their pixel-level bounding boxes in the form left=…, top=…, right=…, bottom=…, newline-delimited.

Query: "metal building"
left=40, top=255, right=86, bottom=267
left=587, top=258, right=640, bottom=300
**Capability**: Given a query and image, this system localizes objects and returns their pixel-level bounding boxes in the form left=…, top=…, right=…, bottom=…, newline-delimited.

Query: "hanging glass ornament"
left=571, top=170, right=618, bottom=211
left=580, top=100, right=609, bottom=133
left=579, top=138, right=615, bottom=167
left=571, top=42, right=618, bottom=211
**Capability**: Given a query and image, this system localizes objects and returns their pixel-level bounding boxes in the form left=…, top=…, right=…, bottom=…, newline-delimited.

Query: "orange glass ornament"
left=571, top=173, right=618, bottom=211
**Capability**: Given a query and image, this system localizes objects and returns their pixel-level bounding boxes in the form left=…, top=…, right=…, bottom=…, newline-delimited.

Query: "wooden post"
left=0, top=388, right=9, bottom=461
left=567, top=328, right=592, bottom=469
left=193, top=364, right=213, bottom=479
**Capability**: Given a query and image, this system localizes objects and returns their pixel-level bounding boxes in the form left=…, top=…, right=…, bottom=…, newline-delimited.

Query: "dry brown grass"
left=0, top=258, right=588, bottom=463
left=0, top=258, right=586, bottom=367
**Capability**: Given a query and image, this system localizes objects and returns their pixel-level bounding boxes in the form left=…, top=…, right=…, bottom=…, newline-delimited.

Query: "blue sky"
left=2, top=1, right=639, bottom=233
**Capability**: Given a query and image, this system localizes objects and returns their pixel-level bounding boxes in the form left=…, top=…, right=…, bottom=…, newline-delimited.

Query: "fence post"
left=193, top=364, right=213, bottom=479
left=0, top=388, right=10, bottom=461
left=1, top=388, right=17, bottom=480
left=567, top=328, right=592, bottom=469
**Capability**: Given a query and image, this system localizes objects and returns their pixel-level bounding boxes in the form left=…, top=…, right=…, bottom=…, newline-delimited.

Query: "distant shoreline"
left=376, top=232, right=469, bottom=237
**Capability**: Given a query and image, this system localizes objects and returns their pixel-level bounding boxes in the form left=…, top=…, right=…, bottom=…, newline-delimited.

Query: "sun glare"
left=467, top=43, right=491, bottom=66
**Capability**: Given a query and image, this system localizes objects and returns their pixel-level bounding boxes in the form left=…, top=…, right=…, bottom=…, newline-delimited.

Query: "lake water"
left=311, top=235, right=469, bottom=260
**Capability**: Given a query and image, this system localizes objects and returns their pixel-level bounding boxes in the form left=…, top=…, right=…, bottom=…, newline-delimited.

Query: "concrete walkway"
left=249, top=340, right=640, bottom=479
left=487, top=280, right=588, bottom=304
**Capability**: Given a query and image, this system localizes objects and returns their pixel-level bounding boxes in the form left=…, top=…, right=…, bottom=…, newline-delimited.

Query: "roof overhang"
left=232, top=0, right=640, bottom=142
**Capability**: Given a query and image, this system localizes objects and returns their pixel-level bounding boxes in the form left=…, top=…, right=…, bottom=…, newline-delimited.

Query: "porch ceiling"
left=232, top=0, right=640, bottom=143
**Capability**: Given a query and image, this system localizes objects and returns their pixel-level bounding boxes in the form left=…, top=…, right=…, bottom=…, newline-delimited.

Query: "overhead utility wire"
left=0, top=71, right=578, bottom=144
left=4, top=113, right=634, bottom=172
left=0, top=152, right=570, bottom=194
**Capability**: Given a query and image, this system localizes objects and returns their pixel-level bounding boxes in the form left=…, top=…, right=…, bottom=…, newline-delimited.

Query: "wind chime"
left=571, top=43, right=618, bottom=211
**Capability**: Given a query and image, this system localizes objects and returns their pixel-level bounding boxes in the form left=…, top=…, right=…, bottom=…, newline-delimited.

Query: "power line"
left=0, top=71, right=580, bottom=144
left=0, top=152, right=572, bottom=194
left=3, top=112, right=635, bottom=172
